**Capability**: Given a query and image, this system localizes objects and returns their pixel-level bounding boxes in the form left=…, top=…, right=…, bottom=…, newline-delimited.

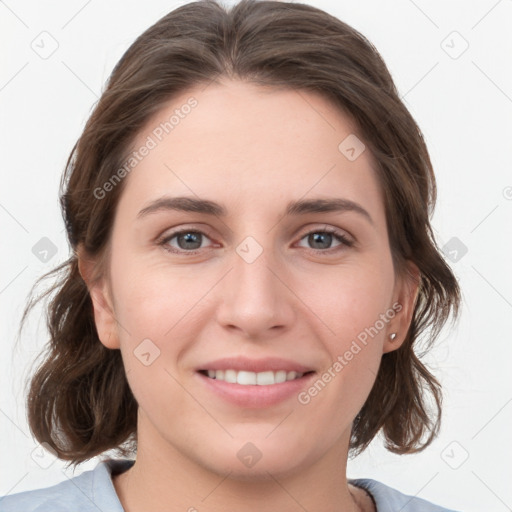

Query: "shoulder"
left=349, top=478, right=462, bottom=512
left=0, top=459, right=133, bottom=512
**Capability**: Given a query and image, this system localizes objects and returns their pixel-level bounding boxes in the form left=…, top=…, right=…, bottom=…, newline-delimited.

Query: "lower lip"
left=196, top=372, right=316, bottom=408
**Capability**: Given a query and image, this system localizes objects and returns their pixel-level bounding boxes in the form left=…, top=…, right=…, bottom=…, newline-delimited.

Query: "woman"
left=0, top=0, right=462, bottom=510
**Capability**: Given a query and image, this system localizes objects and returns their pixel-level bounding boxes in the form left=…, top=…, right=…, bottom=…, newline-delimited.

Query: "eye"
left=296, top=228, right=354, bottom=252
left=158, top=226, right=354, bottom=255
left=159, top=229, right=214, bottom=254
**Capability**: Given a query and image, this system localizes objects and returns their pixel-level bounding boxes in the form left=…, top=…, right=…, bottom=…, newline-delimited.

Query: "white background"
left=1, top=1, right=511, bottom=511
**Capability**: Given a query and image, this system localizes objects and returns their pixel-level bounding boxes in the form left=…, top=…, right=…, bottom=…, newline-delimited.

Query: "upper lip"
left=197, top=357, right=315, bottom=374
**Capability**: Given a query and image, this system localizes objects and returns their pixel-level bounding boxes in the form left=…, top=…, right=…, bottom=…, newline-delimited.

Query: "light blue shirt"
left=0, top=458, right=461, bottom=511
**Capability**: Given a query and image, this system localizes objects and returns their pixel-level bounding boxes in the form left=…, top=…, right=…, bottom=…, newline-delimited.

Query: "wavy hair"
left=19, top=0, right=461, bottom=466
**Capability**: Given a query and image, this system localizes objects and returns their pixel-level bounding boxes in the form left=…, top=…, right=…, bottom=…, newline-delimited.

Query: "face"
left=83, top=79, right=418, bottom=479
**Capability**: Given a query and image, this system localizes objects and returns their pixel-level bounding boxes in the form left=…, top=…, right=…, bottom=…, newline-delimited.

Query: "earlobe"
left=77, top=249, right=120, bottom=350
left=383, top=261, right=421, bottom=354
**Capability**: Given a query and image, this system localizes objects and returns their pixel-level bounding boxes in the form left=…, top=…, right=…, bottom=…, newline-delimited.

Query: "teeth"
left=275, top=370, right=287, bottom=383
left=257, top=371, right=275, bottom=385
left=224, top=369, right=237, bottom=383
left=204, top=369, right=305, bottom=385
left=237, top=371, right=256, bottom=385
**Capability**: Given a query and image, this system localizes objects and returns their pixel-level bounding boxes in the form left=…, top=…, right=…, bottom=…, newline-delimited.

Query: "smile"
left=196, top=368, right=316, bottom=408
left=199, top=369, right=310, bottom=385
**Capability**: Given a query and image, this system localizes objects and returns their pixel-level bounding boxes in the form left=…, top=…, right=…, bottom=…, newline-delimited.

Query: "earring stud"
left=389, top=333, right=397, bottom=341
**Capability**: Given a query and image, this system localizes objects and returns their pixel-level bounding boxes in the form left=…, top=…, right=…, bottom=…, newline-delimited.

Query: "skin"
left=79, top=79, right=419, bottom=512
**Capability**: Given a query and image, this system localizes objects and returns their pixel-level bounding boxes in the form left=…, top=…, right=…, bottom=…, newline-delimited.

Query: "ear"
left=383, top=260, right=421, bottom=354
left=77, top=246, right=120, bottom=349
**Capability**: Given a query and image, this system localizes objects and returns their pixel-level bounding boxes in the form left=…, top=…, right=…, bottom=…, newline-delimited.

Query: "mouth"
left=194, top=356, right=317, bottom=407
left=195, top=358, right=317, bottom=408
left=198, top=369, right=316, bottom=385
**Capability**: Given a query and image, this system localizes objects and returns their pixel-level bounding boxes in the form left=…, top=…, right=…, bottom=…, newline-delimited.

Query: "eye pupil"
left=178, top=232, right=202, bottom=250
left=309, top=232, right=332, bottom=250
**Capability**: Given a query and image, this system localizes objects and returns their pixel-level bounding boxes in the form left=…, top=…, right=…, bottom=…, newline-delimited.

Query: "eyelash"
left=158, top=227, right=355, bottom=255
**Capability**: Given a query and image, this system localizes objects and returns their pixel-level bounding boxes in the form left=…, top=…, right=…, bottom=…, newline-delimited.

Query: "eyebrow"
left=137, top=195, right=374, bottom=225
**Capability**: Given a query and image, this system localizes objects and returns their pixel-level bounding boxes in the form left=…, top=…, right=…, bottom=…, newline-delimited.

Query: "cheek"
left=110, top=252, right=209, bottom=340
left=108, top=260, right=198, bottom=413
left=304, top=259, right=393, bottom=343
left=297, top=294, right=385, bottom=441
left=298, top=262, right=392, bottom=406
left=108, top=253, right=216, bottom=404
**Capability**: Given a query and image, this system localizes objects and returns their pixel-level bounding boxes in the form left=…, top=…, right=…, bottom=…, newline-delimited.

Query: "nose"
left=214, top=244, right=296, bottom=339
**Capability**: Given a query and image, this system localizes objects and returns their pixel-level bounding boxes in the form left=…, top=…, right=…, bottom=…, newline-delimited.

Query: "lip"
left=196, top=372, right=316, bottom=408
left=196, top=356, right=314, bottom=374
left=195, top=357, right=316, bottom=408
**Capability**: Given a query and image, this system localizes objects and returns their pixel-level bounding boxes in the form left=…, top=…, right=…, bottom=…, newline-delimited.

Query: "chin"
left=189, top=434, right=316, bottom=481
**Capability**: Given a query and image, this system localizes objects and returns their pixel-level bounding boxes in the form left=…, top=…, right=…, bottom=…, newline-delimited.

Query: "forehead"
left=119, top=79, right=385, bottom=225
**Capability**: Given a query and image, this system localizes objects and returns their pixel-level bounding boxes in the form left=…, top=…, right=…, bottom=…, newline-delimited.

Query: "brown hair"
left=20, top=0, right=461, bottom=466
